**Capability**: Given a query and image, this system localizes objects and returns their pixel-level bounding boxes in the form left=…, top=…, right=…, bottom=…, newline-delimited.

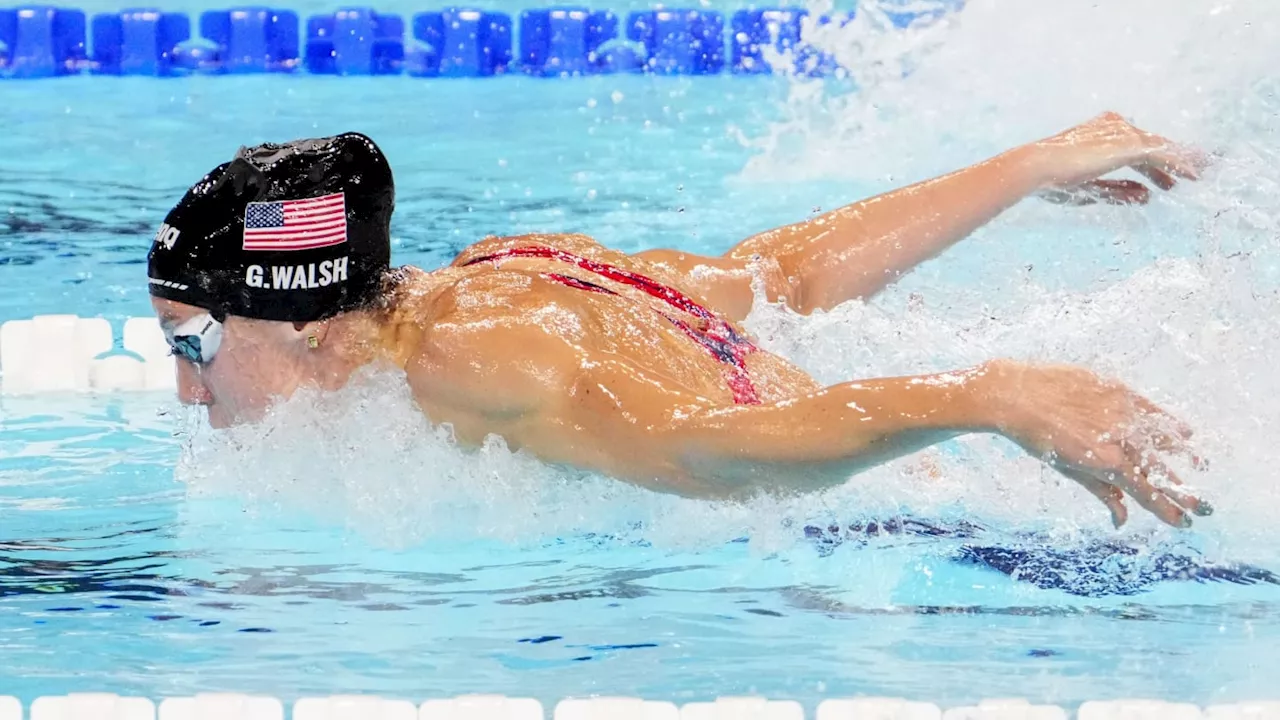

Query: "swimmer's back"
left=453, top=232, right=788, bottom=323
left=384, top=236, right=818, bottom=455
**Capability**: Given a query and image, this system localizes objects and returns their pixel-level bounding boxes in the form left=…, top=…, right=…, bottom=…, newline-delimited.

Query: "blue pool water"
left=2, top=0, right=1280, bottom=711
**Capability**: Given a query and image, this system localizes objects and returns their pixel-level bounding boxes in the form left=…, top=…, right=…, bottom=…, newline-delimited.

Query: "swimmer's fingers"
left=1064, top=468, right=1129, bottom=528
left=1134, top=165, right=1177, bottom=192
left=1140, top=429, right=1208, bottom=471
left=1099, top=433, right=1218, bottom=528
left=1104, top=457, right=1192, bottom=529
left=1131, top=395, right=1194, bottom=440
left=1140, top=140, right=1209, bottom=183
left=1134, top=450, right=1214, bottom=517
left=1128, top=395, right=1208, bottom=469
left=1038, top=180, right=1150, bottom=206
left=1083, top=179, right=1151, bottom=205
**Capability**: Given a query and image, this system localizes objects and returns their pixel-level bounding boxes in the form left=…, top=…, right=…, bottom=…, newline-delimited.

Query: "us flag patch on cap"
left=243, top=192, right=348, bottom=251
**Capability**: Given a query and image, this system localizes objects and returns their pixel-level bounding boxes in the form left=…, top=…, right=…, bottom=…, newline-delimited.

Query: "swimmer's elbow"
left=666, top=375, right=997, bottom=493
left=670, top=449, right=868, bottom=498
left=657, top=405, right=868, bottom=497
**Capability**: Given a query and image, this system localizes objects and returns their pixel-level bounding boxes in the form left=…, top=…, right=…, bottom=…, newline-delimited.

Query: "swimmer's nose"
left=175, top=359, right=213, bottom=406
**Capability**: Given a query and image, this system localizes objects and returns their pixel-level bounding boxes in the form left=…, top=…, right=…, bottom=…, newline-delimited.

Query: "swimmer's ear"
left=291, top=320, right=330, bottom=348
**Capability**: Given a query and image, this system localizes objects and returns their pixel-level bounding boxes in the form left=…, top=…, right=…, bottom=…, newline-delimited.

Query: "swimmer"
left=148, top=111, right=1211, bottom=529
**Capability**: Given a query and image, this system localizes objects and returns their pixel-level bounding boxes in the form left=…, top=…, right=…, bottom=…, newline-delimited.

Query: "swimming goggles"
left=164, top=313, right=223, bottom=365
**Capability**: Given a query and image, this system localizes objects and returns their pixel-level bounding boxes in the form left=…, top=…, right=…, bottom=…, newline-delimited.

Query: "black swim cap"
left=147, top=132, right=393, bottom=323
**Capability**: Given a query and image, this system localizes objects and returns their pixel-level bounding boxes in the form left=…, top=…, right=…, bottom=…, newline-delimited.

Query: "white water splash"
left=173, top=370, right=861, bottom=554
left=740, top=0, right=1279, bottom=186
left=173, top=0, right=1277, bottom=566
left=743, top=256, right=1279, bottom=562
left=733, top=0, right=1280, bottom=563
left=174, top=253, right=1278, bottom=558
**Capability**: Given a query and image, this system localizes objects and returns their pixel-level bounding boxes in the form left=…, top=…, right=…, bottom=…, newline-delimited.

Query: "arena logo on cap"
left=154, top=223, right=180, bottom=250
left=242, top=192, right=348, bottom=251
left=245, top=258, right=348, bottom=290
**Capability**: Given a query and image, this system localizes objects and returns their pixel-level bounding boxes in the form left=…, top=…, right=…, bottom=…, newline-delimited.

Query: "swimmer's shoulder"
left=390, top=262, right=580, bottom=358
left=451, top=232, right=613, bottom=267
left=394, top=265, right=583, bottom=417
left=388, top=236, right=620, bottom=373
left=388, top=253, right=591, bottom=326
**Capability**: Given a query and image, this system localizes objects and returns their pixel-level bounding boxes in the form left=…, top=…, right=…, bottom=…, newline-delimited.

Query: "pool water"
left=4, top=388, right=1279, bottom=708
left=3, top=0, right=1280, bottom=711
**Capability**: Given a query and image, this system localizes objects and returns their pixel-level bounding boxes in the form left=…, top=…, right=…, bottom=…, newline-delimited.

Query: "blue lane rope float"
left=0, top=6, right=87, bottom=77
left=0, top=3, right=953, bottom=79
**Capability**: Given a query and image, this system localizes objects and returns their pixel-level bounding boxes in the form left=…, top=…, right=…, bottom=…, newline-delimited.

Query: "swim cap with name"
left=147, top=132, right=393, bottom=323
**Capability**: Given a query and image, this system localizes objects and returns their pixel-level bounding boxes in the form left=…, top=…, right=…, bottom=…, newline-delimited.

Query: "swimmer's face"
left=152, top=297, right=317, bottom=429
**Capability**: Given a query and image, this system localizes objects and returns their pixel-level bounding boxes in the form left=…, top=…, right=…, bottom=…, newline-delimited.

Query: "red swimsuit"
left=462, top=245, right=762, bottom=405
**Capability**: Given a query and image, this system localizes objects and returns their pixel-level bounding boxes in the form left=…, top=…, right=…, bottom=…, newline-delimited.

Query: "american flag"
left=242, top=193, right=348, bottom=251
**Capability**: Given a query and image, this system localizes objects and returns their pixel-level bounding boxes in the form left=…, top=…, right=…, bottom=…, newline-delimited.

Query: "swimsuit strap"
left=465, top=245, right=716, bottom=321
left=464, top=245, right=762, bottom=405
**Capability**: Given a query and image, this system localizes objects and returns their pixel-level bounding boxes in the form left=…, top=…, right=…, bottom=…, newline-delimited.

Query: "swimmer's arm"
left=730, top=143, right=1050, bottom=300
left=557, top=357, right=1004, bottom=496
left=560, top=356, right=1207, bottom=528
left=404, top=303, right=993, bottom=476
left=729, top=113, right=1201, bottom=304
left=662, top=368, right=1000, bottom=495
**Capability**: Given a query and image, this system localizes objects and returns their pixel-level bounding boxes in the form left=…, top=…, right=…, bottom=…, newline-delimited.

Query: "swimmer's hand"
left=1037, top=179, right=1154, bottom=206
left=1032, top=111, right=1209, bottom=206
left=984, top=359, right=1212, bottom=529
